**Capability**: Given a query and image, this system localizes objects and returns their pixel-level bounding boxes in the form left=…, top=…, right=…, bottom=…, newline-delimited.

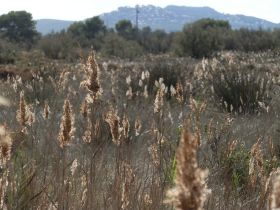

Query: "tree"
left=84, top=16, right=106, bottom=39
left=101, top=32, right=143, bottom=59
left=68, top=21, right=85, bottom=37
left=67, top=21, right=89, bottom=47
left=0, top=11, right=39, bottom=44
left=115, top=20, right=134, bottom=39
left=174, top=18, right=231, bottom=58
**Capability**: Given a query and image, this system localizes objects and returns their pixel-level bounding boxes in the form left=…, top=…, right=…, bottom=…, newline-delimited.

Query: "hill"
left=36, top=19, right=74, bottom=35
left=100, top=5, right=279, bottom=31
left=36, top=5, right=279, bottom=34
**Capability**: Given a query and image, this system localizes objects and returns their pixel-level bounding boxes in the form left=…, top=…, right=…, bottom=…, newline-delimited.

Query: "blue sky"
left=0, top=0, right=279, bottom=23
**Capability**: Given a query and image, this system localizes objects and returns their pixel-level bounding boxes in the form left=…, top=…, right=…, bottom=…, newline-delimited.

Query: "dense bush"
left=204, top=54, right=273, bottom=114
left=0, top=39, right=18, bottom=64
left=172, top=19, right=231, bottom=58
left=101, top=33, right=143, bottom=59
left=144, top=56, right=185, bottom=97
left=37, top=31, right=80, bottom=61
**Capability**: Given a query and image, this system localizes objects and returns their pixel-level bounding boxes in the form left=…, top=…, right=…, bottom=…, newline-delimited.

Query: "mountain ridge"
left=36, top=5, right=280, bottom=35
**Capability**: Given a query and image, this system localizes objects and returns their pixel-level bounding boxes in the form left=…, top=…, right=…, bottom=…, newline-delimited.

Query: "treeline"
left=1, top=11, right=280, bottom=62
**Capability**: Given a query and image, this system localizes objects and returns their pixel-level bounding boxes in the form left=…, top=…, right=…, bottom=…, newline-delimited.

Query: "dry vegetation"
left=1, top=51, right=280, bottom=210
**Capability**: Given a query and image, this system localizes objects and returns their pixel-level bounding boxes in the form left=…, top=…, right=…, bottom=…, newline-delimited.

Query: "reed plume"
left=16, top=91, right=29, bottom=127
left=0, top=96, right=10, bottom=107
left=269, top=169, right=280, bottom=210
left=81, top=51, right=101, bottom=100
left=58, top=100, right=75, bottom=148
left=80, top=99, right=89, bottom=118
left=105, top=109, right=121, bottom=145
left=154, top=88, right=164, bottom=113
left=134, top=117, right=142, bottom=136
left=249, top=138, right=264, bottom=186
left=175, top=82, right=184, bottom=103
left=43, top=101, right=50, bottom=119
left=167, top=123, right=209, bottom=210
left=122, top=115, right=130, bottom=140
left=0, top=125, right=12, bottom=166
left=82, top=120, right=92, bottom=143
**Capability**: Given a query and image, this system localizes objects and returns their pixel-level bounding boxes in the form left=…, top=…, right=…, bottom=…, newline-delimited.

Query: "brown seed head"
left=121, top=162, right=135, bottom=209
left=167, top=123, right=210, bottom=210
left=271, top=170, right=280, bottom=210
left=122, top=115, right=130, bottom=140
left=82, top=120, right=93, bottom=143
left=80, top=99, right=89, bottom=118
left=58, top=100, right=75, bottom=148
left=0, top=125, right=12, bottom=165
left=154, top=88, right=164, bottom=113
left=105, top=109, right=121, bottom=145
left=249, top=138, right=264, bottom=186
left=134, top=117, right=142, bottom=136
left=43, top=101, right=51, bottom=120
left=16, top=92, right=29, bottom=127
left=81, top=51, right=101, bottom=100
left=175, top=82, right=184, bottom=103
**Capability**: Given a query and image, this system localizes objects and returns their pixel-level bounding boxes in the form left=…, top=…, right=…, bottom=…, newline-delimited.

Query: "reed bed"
left=0, top=51, right=280, bottom=209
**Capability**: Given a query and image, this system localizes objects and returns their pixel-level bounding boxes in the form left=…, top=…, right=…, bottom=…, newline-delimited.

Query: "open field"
left=1, top=51, right=280, bottom=210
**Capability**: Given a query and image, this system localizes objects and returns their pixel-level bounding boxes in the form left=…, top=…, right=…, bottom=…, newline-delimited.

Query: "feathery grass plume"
left=0, top=125, right=12, bottom=166
left=143, top=194, right=152, bottom=206
left=81, top=51, right=101, bottom=100
left=121, top=162, right=135, bottom=209
left=189, top=97, right=207, bottom=146
left=80, top=99, right=89, bottom=118
left=126, top=86, right=133, bottom=99
left=82, top=119, right=93, bottom=143
left=0, top=125, right=11, bottom=210
left=141, top=71, right=146, bottom=80
left=126, top=75, right=131, bottom=85
left=256, top=168, right=280, bottom=210
left=268, top=137, right=275, bottom=158
left=58, top=70, right=70, bottom=91
left=134, top=117, right=142, bottom=136
left=139, top=79, right=143, bottom=87
left=175, top=82, right=184, bottom=103
left=58, top=100, right=75, bottom=148
left=43, top=101, right=51, bottom=120
left=170, top=85, right=177, bottom=96
left=143, top=85, right=149, bottom=98
left=27, top=104, right=36, bottom=126
left=226, top=139, right=238, bottom=157
left=167, top=123, right=210, bottom=210
left=16, top=91, right=29, bottom=128
left=122, top=115, right=130, bottom=140
left=190, top=97, right=206, bottom=146
left=249, top=138, right=264, bottom=186
left=0, top=96, right=10, bottom=107
left=105, top=109, right=121, bottom=145
left=149, top=143, right=160, bottom=168
left=154, top=87, right=164, bottom=113
left=70, top=159, right=78, bottom=176
left=270, top=170, right=280, bottom=210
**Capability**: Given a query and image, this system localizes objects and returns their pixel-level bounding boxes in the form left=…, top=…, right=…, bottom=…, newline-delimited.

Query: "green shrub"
left=144, top=56, right=184, bottom=97
left=38, top=32, right=80, bottom=61
left=101, top=33, right=143, bottom=59
left=207, top=57, right=273, bottom=114
left=0, top=39, right=17, bottom=64
left=222, top=144, right=250, bottom=191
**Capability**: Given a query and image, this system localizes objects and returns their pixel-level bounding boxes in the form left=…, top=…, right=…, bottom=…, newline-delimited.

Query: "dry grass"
left=0, top=51, right=280, bottom=209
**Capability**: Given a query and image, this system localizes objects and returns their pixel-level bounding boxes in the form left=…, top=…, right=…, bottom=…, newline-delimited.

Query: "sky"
left=0, top=0, right=279, bottom=23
